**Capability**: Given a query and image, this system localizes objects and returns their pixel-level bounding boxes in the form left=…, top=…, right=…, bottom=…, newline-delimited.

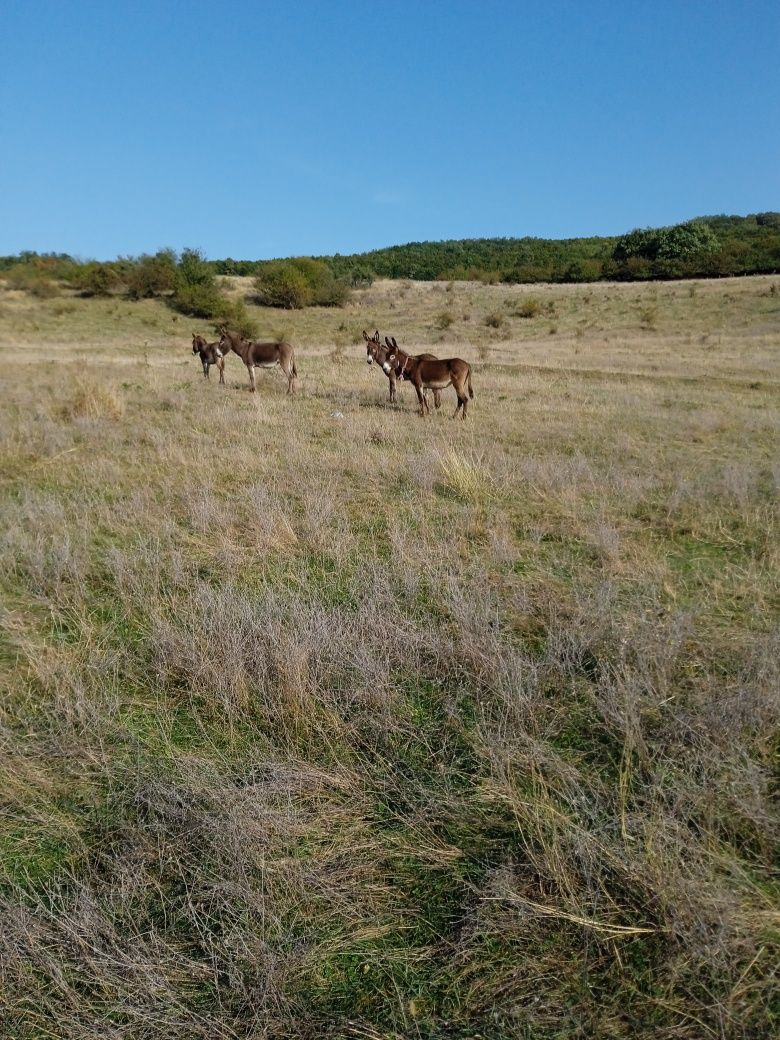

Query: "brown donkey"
left=363, top=330, right=441, bottom=409
left=384, top=344, right=474, bottom=418
left=192, top=333, right=226, bottom=384
left=219, top=327, right=298, bottom=394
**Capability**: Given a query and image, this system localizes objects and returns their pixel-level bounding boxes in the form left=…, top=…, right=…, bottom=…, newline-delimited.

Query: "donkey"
left=363, top=330, right=441, bottom=409
left=192, top=333, right=225, bottom=384
left=384, top=344, right=474, bottom=419
left=218, top=327, right=298, bottom=394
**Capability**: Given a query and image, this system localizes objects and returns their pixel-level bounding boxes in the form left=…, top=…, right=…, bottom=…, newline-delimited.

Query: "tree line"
left=2, top=215, right=778, bottom=316
left=214, top=213, right=780, bottom=284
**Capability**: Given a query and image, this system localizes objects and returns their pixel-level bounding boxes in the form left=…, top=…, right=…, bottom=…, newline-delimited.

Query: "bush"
left=434, top=311, right=454, bottom=330
left=253, top=258, right=351, bottom=309
left=514, top=297, right=542, bottom=319
left=126, top=250, right=177, bottom=299
left=74, top=262, right=121, bottom=297
left=172, top=282, right=225, bottom=318
left=3, top=265, right=60, bottom=297
left=167, top=248, right=256, bottom=337
left=484, top=311, right=506, bottom=329
left=254, top=262, right=311, bottom=309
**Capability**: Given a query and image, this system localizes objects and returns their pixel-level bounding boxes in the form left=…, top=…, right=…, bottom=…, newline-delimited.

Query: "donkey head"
left=192, top=333, right=206, bottom=354
left=363, top=329, right=382, bottom=365
left=381, top=337, right=402, bottom=374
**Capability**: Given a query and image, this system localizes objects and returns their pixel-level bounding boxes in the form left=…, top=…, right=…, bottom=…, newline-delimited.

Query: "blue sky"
left=1, top=1, right=777, bottom=260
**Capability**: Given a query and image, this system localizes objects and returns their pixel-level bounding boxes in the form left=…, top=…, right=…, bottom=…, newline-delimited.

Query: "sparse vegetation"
left=0, top=274, right=778, bottom=1039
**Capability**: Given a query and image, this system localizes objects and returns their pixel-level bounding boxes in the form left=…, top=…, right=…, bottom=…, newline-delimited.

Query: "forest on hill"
left=215, top=212, right=780, bottom=284
left=2, top=216, right=779, bottom=310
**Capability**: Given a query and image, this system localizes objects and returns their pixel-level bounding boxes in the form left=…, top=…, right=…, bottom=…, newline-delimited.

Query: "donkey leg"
left=247, top=364, right=256, bottom=392
left=218, top=358, right=225, bottom=385
left=203, top=361, right=209, bottom=378
left=389, top=373, right=396, bottom=404
left=414, top=384, right=427, bottom=417
left=434, top=389, right=442, bottom=410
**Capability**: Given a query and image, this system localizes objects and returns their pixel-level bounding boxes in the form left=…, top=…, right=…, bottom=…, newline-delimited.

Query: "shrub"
left=167, top=248, right=257, bottom=337
left=514, top=296, right=542, bottom=319
left=126, top=250, right=177, bottom=298
left=218, top=298, right=258, bottom=339
left=3, top=265, right=60, bottom=297
left=254, top=262, right=310, bottom=309
left=254, top=258, right=351, bottom=309
left=434, top=311, right=454, bottom=330
left=73, top=262, right=121, bottom=297
left=484, top=311, right=506, bottom=329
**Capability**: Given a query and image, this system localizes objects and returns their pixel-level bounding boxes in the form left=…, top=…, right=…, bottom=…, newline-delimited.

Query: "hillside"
left=214, top=212, right=780, bottom=284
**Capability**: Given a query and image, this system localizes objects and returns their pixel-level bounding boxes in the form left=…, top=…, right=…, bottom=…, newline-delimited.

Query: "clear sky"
left=1, top=1, right=777, bottom=260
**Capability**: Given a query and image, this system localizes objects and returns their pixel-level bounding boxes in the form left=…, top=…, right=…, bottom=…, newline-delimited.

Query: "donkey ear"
left=385, top=337, right=392, bottom=348
left=392, top=337, right=398, bottom=349
left=362, top=330, right=369, bottom=341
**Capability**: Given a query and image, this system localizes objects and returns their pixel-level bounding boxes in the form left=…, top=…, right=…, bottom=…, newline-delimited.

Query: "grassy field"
left=1, top=274, right=778, bottom=1039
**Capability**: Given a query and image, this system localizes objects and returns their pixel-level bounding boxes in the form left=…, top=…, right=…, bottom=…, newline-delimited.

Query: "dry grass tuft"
left=437, top=448, right=494, bottom=501
left=59, top=375, right=125, bottom=420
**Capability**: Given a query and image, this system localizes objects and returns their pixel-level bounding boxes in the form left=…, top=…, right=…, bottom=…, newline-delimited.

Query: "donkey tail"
left=468, top=367, right=474, bottom=399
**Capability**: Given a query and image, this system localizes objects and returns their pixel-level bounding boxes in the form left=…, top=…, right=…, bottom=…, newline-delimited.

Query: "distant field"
left=1, top=275, right=778, bottom=1039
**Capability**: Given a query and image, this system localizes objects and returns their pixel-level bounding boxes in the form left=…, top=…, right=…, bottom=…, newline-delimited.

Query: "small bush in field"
left=484, top=311, right=506, bottom=329
left=435, top=311, right=454, bottom=330
left=173, top=282, right=225, bottom=319
left=218, top=298, right=258, bottom=339
left=515, top=296, right=542, bottom=318
left=639, top=304, right=658, bottom=329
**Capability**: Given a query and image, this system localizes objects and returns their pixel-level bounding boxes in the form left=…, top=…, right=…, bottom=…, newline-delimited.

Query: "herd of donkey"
left=192, top=326, right=476, bottom=418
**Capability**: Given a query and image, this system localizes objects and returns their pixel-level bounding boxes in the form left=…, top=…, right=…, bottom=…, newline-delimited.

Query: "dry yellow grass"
left=0, top=274, right=778, bottom=1039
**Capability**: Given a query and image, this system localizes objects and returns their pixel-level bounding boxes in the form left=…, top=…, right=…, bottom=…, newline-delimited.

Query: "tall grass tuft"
left=60, top=377, right=125, bottom=420
left=437, top=448, right=494, bottom=501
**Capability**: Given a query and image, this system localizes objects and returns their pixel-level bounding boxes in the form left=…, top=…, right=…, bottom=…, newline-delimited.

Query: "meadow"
left=0, top=274, right=778, bottom=1038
